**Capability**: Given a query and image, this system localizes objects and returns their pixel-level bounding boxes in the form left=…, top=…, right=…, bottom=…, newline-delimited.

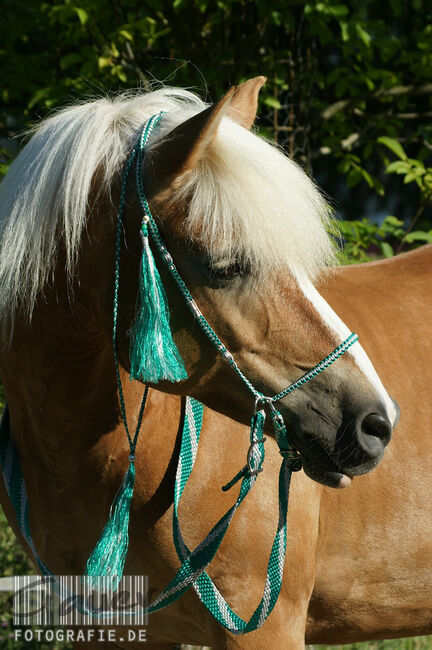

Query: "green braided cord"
left=1, top=395, right=274, bottom=624
left=135, top=114, right=359, bottom=410
left=270, top=332, right=358, bottom=403
left=84, top=387, right=148, bottom=585
left=112, top=140, right=148, bottom=451
left=127, top=113, right=360, bottom=631
left=269, top=407, right=303, bottom=470
left=85, top=117, right=161, bottom=588
left=1, top=395, right=288, bottom=632
left=0, top=401, right=215, bottom=617
left=129, top=117, right=187, bottom=383
left=0, top=113, right=360, bottom=633
left=0, top=406, right=50, bottom=576
left=172, top=405, right=294, bottom=634
left=196, top=463, right=291, bottom=634
left=146, top=401, right=265, bottom=614
left=85, top=460, right=136, bottom=589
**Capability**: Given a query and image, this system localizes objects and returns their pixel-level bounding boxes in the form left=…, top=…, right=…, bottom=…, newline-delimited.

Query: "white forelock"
left=0, top=86, right=336, bottom=331
left=175, top=116, right=336, bottom=275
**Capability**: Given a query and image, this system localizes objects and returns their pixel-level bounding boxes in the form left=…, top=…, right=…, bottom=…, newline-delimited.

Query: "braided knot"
left=279, top=449, right=302, bottom=472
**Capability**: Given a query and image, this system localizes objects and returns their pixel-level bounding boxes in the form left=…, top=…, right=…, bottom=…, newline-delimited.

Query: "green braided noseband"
left=134, top=113, right=358, bottom=399
left=83, top=112, right=358, bottom=629
left=131, top=112, right=358, bottom=455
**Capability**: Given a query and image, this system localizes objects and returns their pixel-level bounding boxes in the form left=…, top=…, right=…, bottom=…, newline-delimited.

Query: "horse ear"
left=148, top=86, right=236, bottom=180
left=148, top=76, right=266, bottom=182
left=227, top=76, right=267, bottom=130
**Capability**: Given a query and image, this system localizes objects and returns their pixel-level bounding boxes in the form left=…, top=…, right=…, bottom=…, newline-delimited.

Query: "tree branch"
left=395, top=196, right=430, bottom=254
left=321, top=84, right=432, bottom=121
left=122, top=41, right=150, bottom=88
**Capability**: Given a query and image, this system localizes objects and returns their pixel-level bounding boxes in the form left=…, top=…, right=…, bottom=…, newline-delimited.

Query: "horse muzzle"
left=289, top=401, right=394, bottom=489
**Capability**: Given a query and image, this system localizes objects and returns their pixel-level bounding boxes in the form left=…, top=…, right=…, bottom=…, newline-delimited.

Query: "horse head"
left=0, top=78, right=398, bottom=490
left=112, top=78, right=397, bottom=488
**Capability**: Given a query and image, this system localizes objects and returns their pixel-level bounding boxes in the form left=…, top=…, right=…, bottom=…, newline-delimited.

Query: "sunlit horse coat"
left=0, top=78, right=429, bottom=649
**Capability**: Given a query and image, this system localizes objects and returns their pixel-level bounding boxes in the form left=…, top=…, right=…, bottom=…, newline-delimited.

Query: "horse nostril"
left=361, top=412, right=392, bottom=446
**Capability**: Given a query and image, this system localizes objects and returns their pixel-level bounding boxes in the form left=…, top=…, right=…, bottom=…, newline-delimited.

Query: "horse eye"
left=208, top=261, right=249, bottom=283
left=217, top=263, right=240, bottom=278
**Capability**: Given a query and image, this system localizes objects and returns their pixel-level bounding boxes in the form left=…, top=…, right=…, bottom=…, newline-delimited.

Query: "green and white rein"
left=0, top=112, right=358, bottom=634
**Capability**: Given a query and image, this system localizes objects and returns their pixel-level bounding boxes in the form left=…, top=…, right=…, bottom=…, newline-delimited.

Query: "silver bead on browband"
left=187, top=298, right=203, bottom=319
left=162, top=250, right=174, bottom=266
left=221, top=349, right=234, bottom=364
left=158, top=244, right=174, bottom=267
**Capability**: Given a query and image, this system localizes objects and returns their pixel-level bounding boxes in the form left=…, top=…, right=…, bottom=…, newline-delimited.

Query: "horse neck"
left=0, top=262, right=121, bottom=477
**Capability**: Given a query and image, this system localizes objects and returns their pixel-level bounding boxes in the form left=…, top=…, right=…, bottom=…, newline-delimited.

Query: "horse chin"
left=302, top=460, right=353, bottom=489
left=301, top=449, right=384, bottom=489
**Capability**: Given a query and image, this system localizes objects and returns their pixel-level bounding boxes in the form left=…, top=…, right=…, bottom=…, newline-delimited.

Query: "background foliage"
left=0, top=1, right=432, bottom=648
left=1, top=0, right=431, bottom=260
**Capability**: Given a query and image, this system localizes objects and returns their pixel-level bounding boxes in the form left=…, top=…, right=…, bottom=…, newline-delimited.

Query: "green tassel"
left=85, top=460, right=136, bottom=591
left=129, top=221, right=187, bottom=384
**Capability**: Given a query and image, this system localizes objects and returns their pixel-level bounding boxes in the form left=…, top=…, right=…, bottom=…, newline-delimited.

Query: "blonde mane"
left=0, top=86, right=336, bottom=328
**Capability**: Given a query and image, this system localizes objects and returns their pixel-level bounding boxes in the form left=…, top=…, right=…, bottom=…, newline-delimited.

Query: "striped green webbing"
left=172, top=401, right=293, bottom=633
left=0, top=113, right=359, bottom=633
left=114, top=112, right=358, bottom=632
left=0, top=397, right=287, bottom=629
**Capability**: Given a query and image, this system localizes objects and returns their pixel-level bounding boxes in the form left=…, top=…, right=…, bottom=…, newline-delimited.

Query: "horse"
left=0, top=76, right=428, bottom=649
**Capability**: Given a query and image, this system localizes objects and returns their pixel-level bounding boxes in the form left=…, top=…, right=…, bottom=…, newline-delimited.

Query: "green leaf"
left=360, top=168, right=374, bottom=188
left=408, top=158, right=425, bottom=170
left=316, top=3, right=348, bottom=17
left=347, top=168, right=362, bottom=187
left=28, top=88, right=48, bottom=109
left=74, top=7, right=88, bottom=25
left=379, top=242, right=394, bottom=258
left=337, top=158, right=351, bottom=174
left=386, top=160, right=410, bottom=174
left=270, top=11, right=281, bottom=26
left=378, top=136, right=407, bottom=160
left=338, top=221, right=356, bottom=237
left=119, top=29, right=133, bottom=41
left=405, top=231, right=432, bottom=243
left=328, top=4, right=349, bottom=16
left=356, top=24, right=371, bottom=47
left=60, top=53, right=83, bottom=70
left=383, top=216, right=404, bottom=227
left=371, top=177, right=385, bottom=196
left=403, top=172, right=417, bottom=184
left=263, top=96, right=281, bottom=109
left=111, top=65, right=127, bottom=82
left=340, top=20, right=349, bottom=41
left=98, top=56, right=112, bottom=69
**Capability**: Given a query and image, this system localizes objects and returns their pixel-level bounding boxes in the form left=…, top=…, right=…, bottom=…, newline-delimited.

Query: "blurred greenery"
left=339, top=136, right=432, bottom=262
left=1, top=0, right=431, bottom=259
